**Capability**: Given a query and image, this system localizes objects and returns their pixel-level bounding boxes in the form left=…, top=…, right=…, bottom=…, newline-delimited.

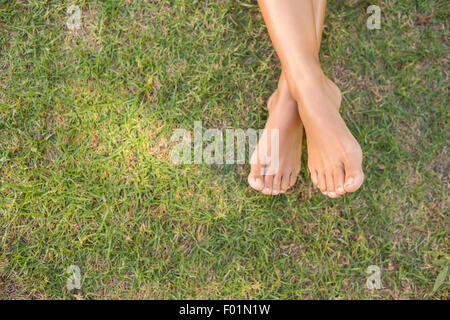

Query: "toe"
left=248, top=166, right=264, bottom=191
left=318, top=173, right=327, bottom=195
left=281, top=173, right=291, bottom=192
left=333, top=164, right=346, bottom=196
left=272, top=175, right=282, bottom=195
left=289, top=169, right=299, bottom=188
left=310, top=167, right=319, bottom=188
left=262, top=175, right=274, bottom=195
left=326, top=171, right=337, bottom=198
left=344, top=162, right=364, bottom=193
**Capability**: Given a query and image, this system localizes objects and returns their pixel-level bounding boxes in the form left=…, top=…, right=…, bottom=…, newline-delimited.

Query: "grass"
left=0, top=0, right=448, bottom=299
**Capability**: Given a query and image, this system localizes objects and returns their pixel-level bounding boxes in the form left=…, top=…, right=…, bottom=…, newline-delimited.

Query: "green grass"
left=0, top=0, right=448, bottom=299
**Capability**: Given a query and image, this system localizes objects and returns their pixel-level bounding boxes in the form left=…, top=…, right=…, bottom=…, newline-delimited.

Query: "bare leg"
left=257, top=0, right=364, bottom=197
left=248, top=0, right=327, bottom=195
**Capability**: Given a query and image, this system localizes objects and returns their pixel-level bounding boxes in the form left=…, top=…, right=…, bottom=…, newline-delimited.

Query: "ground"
left=0, top=0, right=448, bottom=299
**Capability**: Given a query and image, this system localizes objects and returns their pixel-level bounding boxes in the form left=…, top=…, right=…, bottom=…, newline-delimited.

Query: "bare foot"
left=293, top=72, right=364, bottom=198
left=248, top=75, right=303, bottom=195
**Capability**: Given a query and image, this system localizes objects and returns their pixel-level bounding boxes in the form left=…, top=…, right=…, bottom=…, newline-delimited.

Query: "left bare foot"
left=290, top=70, right=364, bottom=198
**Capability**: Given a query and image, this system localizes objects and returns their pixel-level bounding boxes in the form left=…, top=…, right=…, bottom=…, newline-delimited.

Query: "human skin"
left=250, top=0, right=364, bottom=197
left=248, top=0, right=326, bottom=195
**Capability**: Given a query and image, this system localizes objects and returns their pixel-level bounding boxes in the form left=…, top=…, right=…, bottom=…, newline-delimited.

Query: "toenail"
left=256, top=178, right=262, bottom=185
left=329, top=192, right=336, bottom=197
left=272, top=190, right=279, bottom=195
left=337, top=187, right=343, bottom=193
left=263, top=188, right=270, bottom=193
left=345, top=178, right=354, bottom=187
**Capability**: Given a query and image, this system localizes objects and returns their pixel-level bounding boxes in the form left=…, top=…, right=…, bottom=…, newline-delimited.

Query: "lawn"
left=0, top=0, right=448, bottom=299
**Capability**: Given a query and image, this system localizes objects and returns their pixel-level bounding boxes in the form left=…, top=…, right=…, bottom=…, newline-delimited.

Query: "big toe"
left=248, top=167, right=264, bottom=191
left=343, top=143, right=364, bottom=193
left=344, top=168, right=364, bottom=193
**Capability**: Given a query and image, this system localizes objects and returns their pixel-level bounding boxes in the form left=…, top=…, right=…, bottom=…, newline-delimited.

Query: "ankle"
left=285, top=63, right=325, bottom=98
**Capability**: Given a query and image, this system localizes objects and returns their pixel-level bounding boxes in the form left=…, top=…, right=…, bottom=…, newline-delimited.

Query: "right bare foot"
left=291, top=71, right=364, bottom=198
left=248, top=74, right=303, bottom=195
